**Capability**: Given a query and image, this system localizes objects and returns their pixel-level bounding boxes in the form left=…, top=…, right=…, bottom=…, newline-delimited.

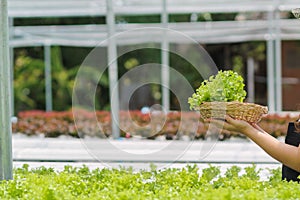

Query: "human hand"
left=206, top=115, right=255, bottom=136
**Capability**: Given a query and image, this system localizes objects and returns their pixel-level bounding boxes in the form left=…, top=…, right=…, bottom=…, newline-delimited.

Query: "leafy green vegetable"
left=0, top=164, right=298, bottom=199
left=188, top=70, right=247, bottom=110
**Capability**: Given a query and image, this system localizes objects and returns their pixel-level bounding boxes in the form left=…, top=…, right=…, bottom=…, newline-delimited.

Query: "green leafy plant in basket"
left=188, top=70, right=246, bottom=108
left=188, top=70, right=267, bottom=123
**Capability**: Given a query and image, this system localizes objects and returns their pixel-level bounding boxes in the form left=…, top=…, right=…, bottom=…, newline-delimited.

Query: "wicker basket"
left=196, top=101, right=268, bottom=123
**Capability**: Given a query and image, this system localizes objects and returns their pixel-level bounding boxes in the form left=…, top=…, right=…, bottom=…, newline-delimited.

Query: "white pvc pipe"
left=161, top=0, right=170, bottom=112
left=106, top=0, right=120, bottom=139
left=266, top=11, right=275, bottom=112
left=275, top=6, right=282, bottom=112
left=0, top=0, right=13, bottom=180
left=9, top=18, right=14, bottom=116
left=247, top=57, right=255, bottom=103
left=44, top=44, right=53, bottom=111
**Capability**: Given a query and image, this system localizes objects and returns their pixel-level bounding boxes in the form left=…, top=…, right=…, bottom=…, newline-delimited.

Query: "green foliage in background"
left=51, top=46, right=77, bottom=110
left=1, top=164, right=299, bottom=200
left=14, top=50, right=46, bottom=111
left=14, top=16, right=105, bottom=26
left=12, top=14, right=268, bottom=112
left=13, top=47, right=109, bottom=113
left=14, top=47, right=75, bottom=112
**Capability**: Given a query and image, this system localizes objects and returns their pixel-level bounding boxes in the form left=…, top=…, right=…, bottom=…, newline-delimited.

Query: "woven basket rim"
left=195, top=101, right=268, bottom=123
left=196, top=101, right=268, bottom=110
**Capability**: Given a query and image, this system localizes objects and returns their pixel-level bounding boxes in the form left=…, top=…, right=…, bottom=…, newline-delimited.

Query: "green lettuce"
left=188, top=70, right=247, bottom=110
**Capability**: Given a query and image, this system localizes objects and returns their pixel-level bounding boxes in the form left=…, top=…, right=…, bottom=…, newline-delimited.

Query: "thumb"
left=224, top=115, right=235, bottom=123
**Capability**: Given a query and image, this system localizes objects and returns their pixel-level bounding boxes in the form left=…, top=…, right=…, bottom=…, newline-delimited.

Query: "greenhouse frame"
left=1, top=0, right=300, bottom=181
left=4, top=0, right=300, bottom=138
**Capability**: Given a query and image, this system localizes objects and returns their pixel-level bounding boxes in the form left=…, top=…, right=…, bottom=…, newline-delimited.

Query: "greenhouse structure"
left=3, top=0, right=300, bottom=137
left=1, top=0, right=300, bottom=181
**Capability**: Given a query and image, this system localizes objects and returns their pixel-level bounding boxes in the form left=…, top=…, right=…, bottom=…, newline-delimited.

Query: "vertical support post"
left=247, top=57, right=255, bottom=103
left=9, top=18, right=14, bottom=116
left=274, top=4, right=282, bottom=112
left=44, top=44, right=53, bottom=111
left=266, top=11, right=275, bottom=112
left=106, top=0, right=120, bottom=139
left=161, top=0, right=170, bottom=112
left=0, top=0, right=13, bottom=180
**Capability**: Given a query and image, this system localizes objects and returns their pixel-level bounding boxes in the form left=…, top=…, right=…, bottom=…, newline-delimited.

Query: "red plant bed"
left=12, top=109, right=298, bottom=139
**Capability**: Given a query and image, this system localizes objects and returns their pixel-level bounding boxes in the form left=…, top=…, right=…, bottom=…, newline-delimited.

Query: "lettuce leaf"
left=188, top=70, right=247, bottom=110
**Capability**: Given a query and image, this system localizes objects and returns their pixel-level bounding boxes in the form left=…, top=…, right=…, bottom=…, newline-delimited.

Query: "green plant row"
left=0, top=164, right=299, bottom=200
left=13, top=110, right=298, bottom=139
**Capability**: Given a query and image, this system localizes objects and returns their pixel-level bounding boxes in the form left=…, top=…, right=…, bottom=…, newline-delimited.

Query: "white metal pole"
left=274, top=5, right=282, bottom=112
left=44, top=44, right=53, bottom=111
left=0, top=0, right=13, bottom=180
left=106, top=0, right=120, bottom=139
left=247, top=57, right=255, bottom=103
left=9, top=18, right=14, bottom=116
left=267, top=11, right=275, bottom=112
left=9, top=47, right=13, bottom=115
left=161, top=0, right=170, bottom=112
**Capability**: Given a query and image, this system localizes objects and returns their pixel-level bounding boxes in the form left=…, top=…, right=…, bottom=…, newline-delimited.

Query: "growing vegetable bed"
left=1, top=164, right=299, bottom=199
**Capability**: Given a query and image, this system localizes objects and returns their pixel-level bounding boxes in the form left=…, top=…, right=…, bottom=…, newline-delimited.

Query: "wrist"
left=243, top=125, right=256, bottom=137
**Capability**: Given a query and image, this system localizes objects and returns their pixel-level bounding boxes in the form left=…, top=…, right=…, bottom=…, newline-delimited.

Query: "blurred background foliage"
left=13, top=13, right=267, bottom=113
left=14, top=47, right=75, bottom=111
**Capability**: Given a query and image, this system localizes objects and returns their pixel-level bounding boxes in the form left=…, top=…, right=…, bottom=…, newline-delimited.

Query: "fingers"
left=206, top=118, right=241, bottom=136
left=206, top=118, right=223, bottom=125
left=224, top=115, right=235, bottom=123
left=206, top=117, right=233, bottom=131
left=207, top=115, right=246, bottom=132
left=225, top=115, right=244, bottom=126
left=230, top=130, right=242, bottom=136
left=219, top=129, right=238, bottom=136
left=251, top=123, right=260, bottom=129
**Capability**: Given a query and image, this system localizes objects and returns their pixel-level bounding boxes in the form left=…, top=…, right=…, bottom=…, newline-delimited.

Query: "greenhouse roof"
left=9, top=19, right=300, bottom=47
left=7, top=0, right=300, bottom=18
left=7, top=0, right=300, bottom=47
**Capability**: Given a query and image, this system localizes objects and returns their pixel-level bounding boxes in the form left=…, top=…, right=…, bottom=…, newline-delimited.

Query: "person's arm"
left=208, top=115, right=300, bottom=172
